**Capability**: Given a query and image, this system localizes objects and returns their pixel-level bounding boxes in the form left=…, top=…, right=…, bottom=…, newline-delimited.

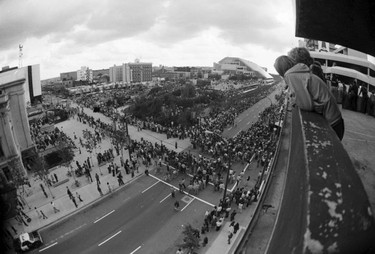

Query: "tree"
left=33, top=153, right=54, bottom=198
left=9, top=165, right=30, bottom=205
left=54, top=132, right=77, bottom=185
left=177, top=224, right=200, bottom=253
left=181, top=84, right=196, bottom=98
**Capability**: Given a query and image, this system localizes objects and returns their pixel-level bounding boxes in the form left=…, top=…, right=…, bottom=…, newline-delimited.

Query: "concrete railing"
left=266, top=107, right=375, bottom=253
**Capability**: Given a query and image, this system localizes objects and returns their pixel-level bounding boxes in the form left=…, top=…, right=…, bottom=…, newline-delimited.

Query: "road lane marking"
left=243, top=163, right=250, bottom=172
left=60, top=223, right=87, bottom=238
left=160, top=194, right=172, bottom=203
left=181, top=197, right=195, bottom=212
left=233, top=130, right=241, bottom=138
left=149, top=174, right=214, bottom=207
left=142, top=181, right=160, bottom=193
left=230, top=182, right=237, bottom=192
left=39, top=242, right=58, bottom=252
left=130, top=246, right=142, bottom=254
left=98, top=230, right=122, bottom=246
left=94, top=210, right=115, bottom=224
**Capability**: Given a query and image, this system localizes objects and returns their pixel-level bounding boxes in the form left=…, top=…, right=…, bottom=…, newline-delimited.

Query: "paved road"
left=223, top=85, right=282, bottom=138
left=35, top=173, right=214, bottom=254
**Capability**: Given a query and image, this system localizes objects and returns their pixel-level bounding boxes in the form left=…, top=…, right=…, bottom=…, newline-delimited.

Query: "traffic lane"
left=91, top=193, right=180, bottom=254
left=39, top=174, right=157, bottom=246
left=40, top=180, right=168, bottom=254
left=140, top=197, right=212, bottom=254
left=225, top=101, right=267, bottom=138
left=39, top=180, right=175, bottom=254
left=94, top=193, right=212, bottom=254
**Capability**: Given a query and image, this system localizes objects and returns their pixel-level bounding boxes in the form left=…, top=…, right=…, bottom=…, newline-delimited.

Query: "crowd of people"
left=330, top=78, right=375, bottom=117
left=67, top=80, right=285, bottom=198
left=30, top=120, right=76, bottom=152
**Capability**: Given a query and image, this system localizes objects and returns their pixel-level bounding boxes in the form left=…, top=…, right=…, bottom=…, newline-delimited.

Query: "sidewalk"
left=198, top=164, right=261, bottom=254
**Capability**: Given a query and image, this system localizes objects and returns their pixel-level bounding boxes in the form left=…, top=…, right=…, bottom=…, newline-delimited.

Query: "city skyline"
left=0, top=0, right=298, bottom=80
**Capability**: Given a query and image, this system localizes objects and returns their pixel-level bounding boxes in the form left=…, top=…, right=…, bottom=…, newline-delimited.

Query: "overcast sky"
left=0, top=0, right=299, bottom=79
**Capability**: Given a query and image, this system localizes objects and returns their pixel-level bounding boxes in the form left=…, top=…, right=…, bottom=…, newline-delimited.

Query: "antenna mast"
left=19, top=44, right=23, bottom=68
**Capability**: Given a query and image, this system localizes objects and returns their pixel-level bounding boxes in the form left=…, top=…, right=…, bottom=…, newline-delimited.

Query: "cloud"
left=0, top=0, right=298, bottom=79
left=0, top=0, right=90, bottom=49
left=145, top=0, right=294, bottom=50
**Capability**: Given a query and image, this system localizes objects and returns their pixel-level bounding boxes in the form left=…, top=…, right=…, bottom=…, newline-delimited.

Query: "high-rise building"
left=77, top=66, right=93, bottom=83
left=109, top=60, right=152, bottom=83
left=109, top=65, right=123, bottom=83
left=127, top=60, right=152, bottom=83
left=1, top=65, right=42, bottom=107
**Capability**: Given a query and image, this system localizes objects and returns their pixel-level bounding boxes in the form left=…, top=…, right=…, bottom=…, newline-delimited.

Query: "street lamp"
left=204, top=130, right=232, bottom=205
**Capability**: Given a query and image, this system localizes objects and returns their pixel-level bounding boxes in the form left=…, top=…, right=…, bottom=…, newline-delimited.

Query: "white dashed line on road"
left=142, top=181, right=160, bottom=193
left=160, top=194, right=172, bottom=203
left=94, top=210, right=115, bottom=224
left=39, top=242, right=58, bottom=252
left=130, top=245, right=142, bottom=254
left=98, top=230, right=122, bottom=246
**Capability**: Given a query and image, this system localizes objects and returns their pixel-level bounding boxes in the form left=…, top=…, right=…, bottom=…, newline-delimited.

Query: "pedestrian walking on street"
left=40, top=183, right=48, bottom=198
left=85, top=168, right=93, bottom=182
left=230, top=209, right=237, bottom=221
left=228, top=232, right=233, bottom=244
left=35, top=207, right=42, bottom=219
left=95, top=173, right=100, bottom=184
left=71, top=196, right=78, bottom=208
left=175, top=141, right=178, bottom=149
left=97, top=184, right=103, bottom=196
left=118, top=172, right=124, bottom=185
left=51, top=202, right=60, bottom=213
left=76, top=192, right=83, bottom=202
left=174, top=200, right=180, bottom=211
left=107, top=182, right=112, bottom=193
left=40, top=210, right=48, bottom=219
left=67, top=186, right=73, bottom=199
left=234, top=222, right=240, bottom=234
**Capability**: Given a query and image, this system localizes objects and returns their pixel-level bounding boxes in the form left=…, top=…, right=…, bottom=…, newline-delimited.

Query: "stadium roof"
left=218, top=57, right=273, bottom=79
